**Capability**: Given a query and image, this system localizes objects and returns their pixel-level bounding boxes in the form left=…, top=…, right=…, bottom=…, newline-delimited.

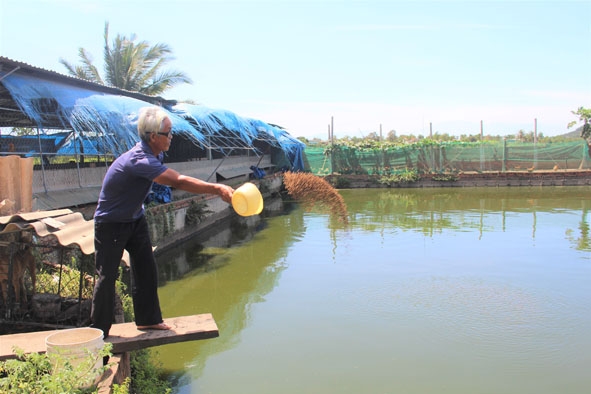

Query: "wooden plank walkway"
left=0, top=313, right=218, bottom=360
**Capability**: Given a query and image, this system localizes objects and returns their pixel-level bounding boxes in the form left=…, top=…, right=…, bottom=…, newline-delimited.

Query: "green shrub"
left=0, top=344, right=114, bottom=394
left=333, top=176, right=351, bottom=189
left=185, top=200, right=212, bottom=227
left=378, top=169, right=420, bottom=186
left=432, top=174, right=458, bottom=182
left=35, top=257, right=94, bottom=299
left=129, top=349, right=171, bottom=394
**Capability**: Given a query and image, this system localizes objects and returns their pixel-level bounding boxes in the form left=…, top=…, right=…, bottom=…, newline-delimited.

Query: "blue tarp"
left=144, top=183, right=172, bottom=204
left=0, top=133, right=68, bottom=154
left=1, top=73, right=305, bottom=170
left=56, top=136, right=104, bottom=155
left=250, top=165, right=266, bottom=179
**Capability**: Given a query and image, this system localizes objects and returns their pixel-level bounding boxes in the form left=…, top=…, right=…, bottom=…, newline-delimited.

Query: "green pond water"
left=154, top=187, right=591, bottom=394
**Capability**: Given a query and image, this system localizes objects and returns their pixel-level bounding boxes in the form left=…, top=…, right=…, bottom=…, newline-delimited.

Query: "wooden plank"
left=0, top=327, right=59, bottom=360
left=0, top=314, right=218, bottom=360
left=96, top=353, right=124, bottom=394
left=108, top=314, right=219, bottom=353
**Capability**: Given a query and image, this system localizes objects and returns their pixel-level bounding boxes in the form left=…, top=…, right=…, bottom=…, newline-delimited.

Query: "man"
left=91, top=106, right=234, bottom=338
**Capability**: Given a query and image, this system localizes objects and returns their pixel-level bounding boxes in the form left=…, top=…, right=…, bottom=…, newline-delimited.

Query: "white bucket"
left=45, top=327, right=104, bottom=381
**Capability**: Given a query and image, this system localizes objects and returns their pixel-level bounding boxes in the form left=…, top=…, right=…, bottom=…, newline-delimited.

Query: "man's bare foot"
left=137, top=322, right=171, bottom=331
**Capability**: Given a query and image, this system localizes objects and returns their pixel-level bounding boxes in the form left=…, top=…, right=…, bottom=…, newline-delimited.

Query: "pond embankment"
left=325, top=170, right=591, bottom=189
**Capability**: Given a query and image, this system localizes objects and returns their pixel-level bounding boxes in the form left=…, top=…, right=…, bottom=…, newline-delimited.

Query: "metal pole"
left=534, top=118, right=538, bottom=169
left=330, top=116, right=335, bottom=174
left=380, top=123, right=384, bottom=172
left=36, top=126, right=48, bottom=193
left=73, top=131, right=82, bottom=187
left=502, top=137, right=507, bottom=172
left=207, top=136, right=212, bottom=161
left=331, top=116, right=334, bottom=144
left=480, top=120, right=484, bottom=172
left=430, top=122, right=436, bottom=171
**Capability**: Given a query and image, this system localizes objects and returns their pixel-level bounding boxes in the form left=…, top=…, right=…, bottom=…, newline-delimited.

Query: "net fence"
left=305, top=140, right=591, bottom=175
left=0, top=229, right=94, bottom=326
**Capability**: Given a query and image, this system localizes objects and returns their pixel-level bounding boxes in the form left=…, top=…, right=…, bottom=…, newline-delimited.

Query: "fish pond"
left=154, top=186, right=591, bottom=394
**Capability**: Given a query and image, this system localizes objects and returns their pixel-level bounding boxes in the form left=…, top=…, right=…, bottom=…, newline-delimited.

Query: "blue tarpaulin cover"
left=145, top=183, right=172, bottom=204
left=250, top=165, right=266, bottom=179
left=1, top=73, right=306, bottom=170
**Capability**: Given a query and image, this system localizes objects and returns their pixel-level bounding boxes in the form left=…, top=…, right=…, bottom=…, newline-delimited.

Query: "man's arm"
left=153, top=168, right=234, bottom=203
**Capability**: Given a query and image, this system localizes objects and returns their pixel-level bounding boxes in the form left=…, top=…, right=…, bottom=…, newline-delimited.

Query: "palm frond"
left=60, top=20, right=191, bottom=94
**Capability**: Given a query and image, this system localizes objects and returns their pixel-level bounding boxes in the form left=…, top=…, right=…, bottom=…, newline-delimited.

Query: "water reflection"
left=154, top=187, right=591, bottom=394
left=155, top=196, right=302, bottom=377
left=341, top=187, right=591, bottom=252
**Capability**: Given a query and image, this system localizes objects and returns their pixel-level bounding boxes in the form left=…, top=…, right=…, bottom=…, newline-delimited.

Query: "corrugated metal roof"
left=0, top=209, right=73, bottom=225
left=0, top=209, right=94, bottom=255
left=0, top=209, right=140, bottom=266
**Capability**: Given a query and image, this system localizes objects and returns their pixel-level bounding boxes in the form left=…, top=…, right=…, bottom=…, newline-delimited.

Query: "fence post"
left=35, top=128, right=48, bottom=193
left=502, top=138, right=507, bottom=172
left=73, top=131, right=83, bottom=188
left=330, top=117, right=335, bottom=174
left=533, top=118, right=538, bottom=170
left=480, top=120, right=484, bottom=172
left=580, top=140, right=588, bottom=170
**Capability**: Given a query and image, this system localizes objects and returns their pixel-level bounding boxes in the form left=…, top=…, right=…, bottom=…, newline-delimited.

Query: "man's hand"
left=216, top=184, right=234, bottom=204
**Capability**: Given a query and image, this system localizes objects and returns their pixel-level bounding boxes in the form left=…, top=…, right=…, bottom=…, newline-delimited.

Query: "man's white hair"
left=137, top=107, right=169, bottom=142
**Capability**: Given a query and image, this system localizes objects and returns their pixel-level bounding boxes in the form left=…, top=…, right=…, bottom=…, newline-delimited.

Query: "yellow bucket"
left=232, top=182, right=264, bottom=216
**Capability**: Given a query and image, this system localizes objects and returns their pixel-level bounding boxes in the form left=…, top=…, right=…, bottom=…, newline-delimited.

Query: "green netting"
left=305, top=140, right=591, bottom=175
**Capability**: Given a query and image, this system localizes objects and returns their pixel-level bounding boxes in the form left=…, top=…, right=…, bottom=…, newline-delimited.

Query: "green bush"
left=332, top=176, right=351, bottom=189
left=35, top=256, right=94, bottom=299
left=129, top=349, right=171, bottom=394
left=378, top=169, right=420, bottom=186
left=0, top=345, right=114, bottom=394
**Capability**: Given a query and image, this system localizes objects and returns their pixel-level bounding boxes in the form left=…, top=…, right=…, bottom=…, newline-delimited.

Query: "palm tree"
left=59, top=22, right=192, bottom=95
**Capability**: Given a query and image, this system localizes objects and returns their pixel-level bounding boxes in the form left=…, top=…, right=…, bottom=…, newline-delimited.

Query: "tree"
left=366, top=131, right=380, bottom=141
left=10, top=127, right=36, bottom=136
left=568, top=107, right=591, bottom=139
left=568, top=107, right=591, bottom=156
left=59, top=22, right=192, bottom=95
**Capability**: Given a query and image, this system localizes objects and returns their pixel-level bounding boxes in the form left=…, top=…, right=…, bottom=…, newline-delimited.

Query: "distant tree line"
left=300, top=129, right=577, bottom=146
left=298, top=107, right=591, bottom=147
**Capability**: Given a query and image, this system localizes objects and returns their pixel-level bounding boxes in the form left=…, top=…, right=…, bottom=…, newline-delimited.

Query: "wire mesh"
left=305, top=140, right=591, bottom=175
left=0, top=230, right=94, bottom=328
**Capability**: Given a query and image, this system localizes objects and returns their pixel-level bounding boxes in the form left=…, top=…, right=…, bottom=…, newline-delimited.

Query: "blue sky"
left=1, top=0, right=590, bottom=139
